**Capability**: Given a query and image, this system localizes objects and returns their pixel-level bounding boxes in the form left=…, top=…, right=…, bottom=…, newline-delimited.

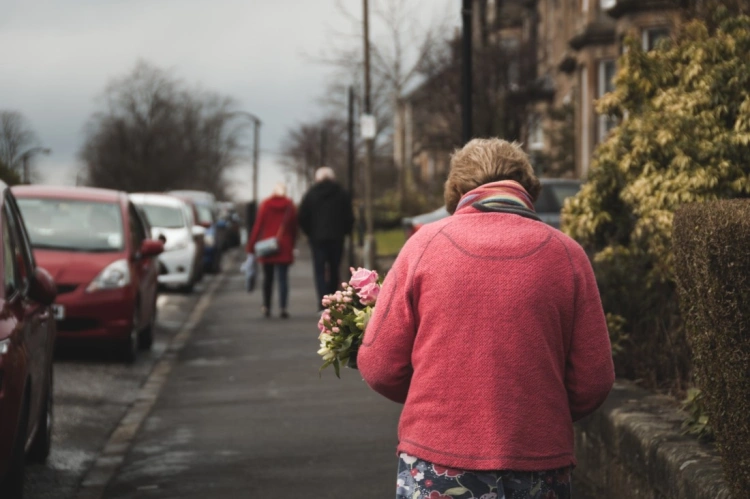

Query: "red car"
left=0, top=183, right=57, bottom=497
left=12, top=186, right=163, bottom=363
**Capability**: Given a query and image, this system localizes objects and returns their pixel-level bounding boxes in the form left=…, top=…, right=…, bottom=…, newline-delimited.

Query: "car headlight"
left=204, top=234, right=215, bottom=247
left=0, top=339, right=9, bottom=355
left=86, top=259, right=131, bottom=292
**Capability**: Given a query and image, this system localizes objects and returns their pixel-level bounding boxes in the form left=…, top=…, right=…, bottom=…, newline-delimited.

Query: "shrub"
left=562, top=12, right=750, bottom=391
left=673, top=200, right=750, bottom=496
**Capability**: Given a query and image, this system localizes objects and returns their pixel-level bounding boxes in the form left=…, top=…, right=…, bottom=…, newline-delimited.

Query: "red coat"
left=246, top=195, right=298, bottom=265
left=358, top=201, right=614, bottom=472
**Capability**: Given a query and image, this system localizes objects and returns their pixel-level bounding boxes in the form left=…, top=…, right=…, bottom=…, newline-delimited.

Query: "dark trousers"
left=262, top=264, right=289, bottom=311
left=311, top=239, right=344, bottom=309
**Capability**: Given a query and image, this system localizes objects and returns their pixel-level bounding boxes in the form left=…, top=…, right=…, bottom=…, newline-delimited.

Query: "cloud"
left=1, top=0, right=458, bottom=199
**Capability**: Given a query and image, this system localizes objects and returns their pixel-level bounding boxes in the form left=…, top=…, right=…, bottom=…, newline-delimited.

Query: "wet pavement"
left=101, top=253, right=402, bottom=498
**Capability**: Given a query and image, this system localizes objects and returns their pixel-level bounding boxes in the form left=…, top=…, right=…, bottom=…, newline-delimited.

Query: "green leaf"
left=333, top=358, right=341, bottom=378
left=443, top=487, right=469, bottom=496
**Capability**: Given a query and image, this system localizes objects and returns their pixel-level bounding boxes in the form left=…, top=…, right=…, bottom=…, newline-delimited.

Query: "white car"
left=130, top=193, right=205, bottom=292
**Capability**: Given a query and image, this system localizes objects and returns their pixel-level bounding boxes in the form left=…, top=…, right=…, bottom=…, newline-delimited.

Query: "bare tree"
left=80, top=61, right=245, bottom=197
left=0, top=110, right=40, bottom=175
left=287, top=0, right=449, bottom=213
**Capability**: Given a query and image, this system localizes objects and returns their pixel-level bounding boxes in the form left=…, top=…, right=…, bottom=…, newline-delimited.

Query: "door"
left=2, top=197, right=45, bottom=441
left=127, top=203, right=156, bottom=326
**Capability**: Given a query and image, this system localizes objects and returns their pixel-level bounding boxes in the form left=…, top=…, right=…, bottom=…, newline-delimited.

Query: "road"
left=23, top=272, right=213, bottom=499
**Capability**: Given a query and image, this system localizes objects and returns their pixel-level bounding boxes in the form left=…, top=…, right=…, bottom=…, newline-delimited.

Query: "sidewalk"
left=102, top=252, right=402, bottom=498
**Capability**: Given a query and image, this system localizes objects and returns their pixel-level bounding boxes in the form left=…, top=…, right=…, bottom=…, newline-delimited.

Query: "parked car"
left=130, top=193, right=205, bottom=293
left=0, top=182, right=57, bottom=497
left=168, top=191, right=225, bottom=273
left=217, top=201, right=241, bottom=249
left=402, top=178, right=582, bottom=238
left=13, top=186, right=163, bottom=362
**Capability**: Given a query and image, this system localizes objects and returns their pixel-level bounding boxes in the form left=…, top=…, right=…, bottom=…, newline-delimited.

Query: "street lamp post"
left=231, top=111, right=262, bottom=204
left=19, top=147, right=51, bottom=184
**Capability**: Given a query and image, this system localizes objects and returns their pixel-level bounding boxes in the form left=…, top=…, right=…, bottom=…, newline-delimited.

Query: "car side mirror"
left=191, top=225, right=206, bottom=238
left=140, top=239, right=164, bottom=258
left=29, top=267, right=57, bottom=306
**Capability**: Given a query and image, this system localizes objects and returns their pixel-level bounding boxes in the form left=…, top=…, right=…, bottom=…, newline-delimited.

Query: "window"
left=128, top=203, right=147, bottom=252
left=138, top=204, right=186, bottom=229
left=643, top=28, right=670, bottom=51
left=3, top=201, right=31, bottom=294
left=597, top=60, right=618, bottom=143
left=17, top=198, right=124, bottom=252
left=600, top=0, right=616, bottom=10
left=582, top=0, right=589, bottom=12
left=528, top=114, right=545, bottom=151
left=3, top=211, right=19, bottom=298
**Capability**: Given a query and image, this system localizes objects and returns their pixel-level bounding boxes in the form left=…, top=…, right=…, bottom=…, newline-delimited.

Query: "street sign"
left=360, top=114, right=376, bottom=140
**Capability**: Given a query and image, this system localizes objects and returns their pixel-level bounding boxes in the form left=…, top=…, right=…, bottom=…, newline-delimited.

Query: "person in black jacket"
left=298, top=167, right=354, bottom=309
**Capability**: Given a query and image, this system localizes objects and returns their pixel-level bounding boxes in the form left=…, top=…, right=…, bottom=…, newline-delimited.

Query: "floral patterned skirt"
left=397, top=453, right=572, bottom=499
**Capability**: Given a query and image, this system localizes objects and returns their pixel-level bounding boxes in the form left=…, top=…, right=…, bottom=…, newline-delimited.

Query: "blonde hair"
left=272, top=182, right=287, bottom=197
left=444, top=138, right=541, bottom=214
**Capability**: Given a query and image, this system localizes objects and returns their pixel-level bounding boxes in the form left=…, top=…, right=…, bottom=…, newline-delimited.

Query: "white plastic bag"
left=240, top=254, right=256, bottom=292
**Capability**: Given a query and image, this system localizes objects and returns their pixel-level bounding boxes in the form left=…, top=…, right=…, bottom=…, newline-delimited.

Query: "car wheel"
left=122, top=307, right=139, bottom=363
left=28, top=367, right=53, bottom=463
left=0, top=395, right=29, bottom=498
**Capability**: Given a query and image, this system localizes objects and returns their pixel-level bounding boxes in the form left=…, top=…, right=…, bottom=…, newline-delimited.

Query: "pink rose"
left=349, top=267, right=378, bottom=290
left=358, top=282, right=380, bottom=305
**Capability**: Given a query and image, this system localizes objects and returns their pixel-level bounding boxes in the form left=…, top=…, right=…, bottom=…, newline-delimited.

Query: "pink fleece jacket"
left=357, top=203, right=615, bottom=472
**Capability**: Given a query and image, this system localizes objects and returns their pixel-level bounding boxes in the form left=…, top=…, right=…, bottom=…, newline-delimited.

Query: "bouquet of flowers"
left=317, top=267, right=382, bottom=378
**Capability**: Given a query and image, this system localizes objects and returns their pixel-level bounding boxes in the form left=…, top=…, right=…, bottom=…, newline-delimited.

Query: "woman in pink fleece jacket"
left=357, top=138, right=615, bottom=499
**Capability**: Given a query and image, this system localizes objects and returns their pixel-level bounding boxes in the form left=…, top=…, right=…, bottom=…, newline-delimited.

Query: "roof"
left=12, top=185, right=125, bottom=203
left=130, top=193, right=187, bottom=208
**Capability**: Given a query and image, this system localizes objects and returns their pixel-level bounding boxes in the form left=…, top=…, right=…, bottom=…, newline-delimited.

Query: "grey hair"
left=315, top=166, right=336, bottom=182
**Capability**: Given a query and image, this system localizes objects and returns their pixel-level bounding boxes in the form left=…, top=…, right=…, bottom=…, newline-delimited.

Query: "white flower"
left=400, top=453, right=418, bottom=465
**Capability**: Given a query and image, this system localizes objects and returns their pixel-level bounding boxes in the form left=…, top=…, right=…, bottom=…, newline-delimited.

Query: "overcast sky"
left=1, top=0, right=458, bottom=202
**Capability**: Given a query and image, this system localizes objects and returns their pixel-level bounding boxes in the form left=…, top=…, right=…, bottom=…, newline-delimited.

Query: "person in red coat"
left=246, top=182, right=298, bottom=318
left=357, top=139, right=615, bottom=499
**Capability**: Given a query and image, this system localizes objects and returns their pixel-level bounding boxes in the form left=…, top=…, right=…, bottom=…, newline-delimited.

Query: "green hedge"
left=673, top=200, right=750, bottom=496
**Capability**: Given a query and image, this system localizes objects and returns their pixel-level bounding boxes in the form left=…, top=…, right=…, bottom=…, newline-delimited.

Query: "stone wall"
left=575, top=380, right=731, bottom=499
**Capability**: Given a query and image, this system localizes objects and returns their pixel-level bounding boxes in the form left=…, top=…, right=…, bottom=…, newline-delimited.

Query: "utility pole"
left=347, top=86, right=356, bottom=271
left=252, top=119, right=261, bottom=205
left=462, top=0, right=473, bottom=144
left=362, top=0, right=375, bottom=270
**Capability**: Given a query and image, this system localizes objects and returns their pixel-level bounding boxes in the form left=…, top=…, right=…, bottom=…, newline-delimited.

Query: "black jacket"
left=298, top=180, right=354, bottom=243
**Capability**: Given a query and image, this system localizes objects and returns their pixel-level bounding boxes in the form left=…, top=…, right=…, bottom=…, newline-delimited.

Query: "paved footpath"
left=99, top=253, right=402, bottom=498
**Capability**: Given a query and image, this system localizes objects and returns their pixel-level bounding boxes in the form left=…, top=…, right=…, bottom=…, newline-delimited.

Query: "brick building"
left=526, top=0, right=679, bottom=178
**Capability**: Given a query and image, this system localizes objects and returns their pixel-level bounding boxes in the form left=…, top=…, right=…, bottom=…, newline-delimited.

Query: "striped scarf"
left=456, top=180, right=536, bottom=212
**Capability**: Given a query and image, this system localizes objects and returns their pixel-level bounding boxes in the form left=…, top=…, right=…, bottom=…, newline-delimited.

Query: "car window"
left=2, top=209, right=20, bottom=298
left=128, top=203, right=147, bottom=251
left=138, top=203, right=186, bottom=229
left=17, top=198, right=125, bottom=252
left=3, top=198, right=31, bottom=293
left=6, top=193, right=37, bottom=270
